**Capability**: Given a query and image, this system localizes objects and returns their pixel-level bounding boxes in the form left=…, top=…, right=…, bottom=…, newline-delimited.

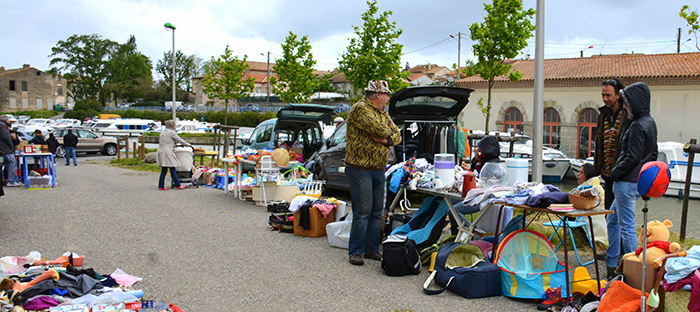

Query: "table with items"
left=17, top=152, right=57, bottom=189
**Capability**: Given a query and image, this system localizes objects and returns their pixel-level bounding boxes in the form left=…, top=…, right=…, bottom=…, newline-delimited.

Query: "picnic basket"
left=568, top=191, right=600, bottom=210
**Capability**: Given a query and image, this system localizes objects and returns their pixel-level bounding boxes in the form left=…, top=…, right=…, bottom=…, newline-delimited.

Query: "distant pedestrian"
left=333, top=117, right=344, bottom=128
left=0, top=115, right=21, bottom=186
left=156, top=120, right=191, bottom=190
left=604, top=82, right=658, bottom=279
left=46, top=133, right=59, bottom=154
left=345, top=80, right=401, bottom=266
left=29, top=129, right=45, bottom=145
left=63, top=129, right=79, bottom=166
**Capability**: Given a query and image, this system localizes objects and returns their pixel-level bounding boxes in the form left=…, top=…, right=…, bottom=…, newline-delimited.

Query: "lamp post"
left=580, top=45, right=594, bottom=58
left=261, top=52, right=270, bottom=103
left=164, top=22, right=176, bottom=121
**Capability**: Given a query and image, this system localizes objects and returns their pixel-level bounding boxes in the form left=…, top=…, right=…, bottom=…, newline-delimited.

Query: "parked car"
left=17, top=115, right=30, bottom=123
left=240, top=104, right=334, bottom=170
left=240, top=103, right=261, bottom=112
left=333, top=104, right=351, bottom=113
left=49, top=128, right=119, bottom=157
left=309, top=86, right=474, bottom=191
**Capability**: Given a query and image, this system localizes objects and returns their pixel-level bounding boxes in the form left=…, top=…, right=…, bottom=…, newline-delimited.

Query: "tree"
left=201, top=45, right=255, bottom=125
left=315, top=74, right=335, bottom=92
left=103, top=35, right=153, bottom=103
left=270, top=32, right=317, bottom=103
left=338, top=0, right=409, bottom=97
left=680, top=5, right=700, bottom=51
left=49, top=34, right=119, bottom=101
left=156, top=51, right=202, bottom=93
left=463, top=0, right=535, bottom=132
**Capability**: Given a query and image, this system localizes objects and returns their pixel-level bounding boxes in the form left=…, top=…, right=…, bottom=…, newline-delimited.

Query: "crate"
left=27, top=176, right=52, bottom=189
left=293, top=207, right=336, bottom=237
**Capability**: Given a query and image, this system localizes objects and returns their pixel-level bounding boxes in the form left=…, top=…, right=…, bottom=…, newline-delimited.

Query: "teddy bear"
left=622, top=219, right=682, bottom=264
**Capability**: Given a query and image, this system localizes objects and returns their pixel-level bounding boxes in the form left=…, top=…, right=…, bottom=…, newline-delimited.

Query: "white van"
left=164, top=101, right=184, bottom=111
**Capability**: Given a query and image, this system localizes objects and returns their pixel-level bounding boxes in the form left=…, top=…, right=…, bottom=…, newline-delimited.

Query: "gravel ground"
left=0, top=155, right=600, bottom=311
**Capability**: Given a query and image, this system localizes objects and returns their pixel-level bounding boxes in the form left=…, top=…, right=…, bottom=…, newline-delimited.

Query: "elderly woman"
left=157, top=120, right=191, bottom=190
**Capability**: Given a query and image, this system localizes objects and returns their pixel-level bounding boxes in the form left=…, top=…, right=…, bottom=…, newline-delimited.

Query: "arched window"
left=577, top=108, right=599, bottom=159
left=503, top=107, right=523, bottom=134
left=543, top=107, right=561, bottom=149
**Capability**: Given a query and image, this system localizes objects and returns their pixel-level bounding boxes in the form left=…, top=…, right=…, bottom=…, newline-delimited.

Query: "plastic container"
left=480, top=162, right=508, bottom=187
left=504, top=157, right=528, bottom=187
left=434, top=153, right=456, bottom=188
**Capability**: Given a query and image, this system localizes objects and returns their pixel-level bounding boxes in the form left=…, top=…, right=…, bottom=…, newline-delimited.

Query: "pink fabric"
left=690, top=269, right=700, bottom=312
left=312, top=203, right=335, bottom=218
left=23, top=296, right=59, bottom=310
left=111, top=273, right=142, bottom=286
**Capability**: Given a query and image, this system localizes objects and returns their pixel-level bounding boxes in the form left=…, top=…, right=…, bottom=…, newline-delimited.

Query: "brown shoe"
left=363, top=252, right=382, bottom=261
left=348, top=254, right=364, bottom=266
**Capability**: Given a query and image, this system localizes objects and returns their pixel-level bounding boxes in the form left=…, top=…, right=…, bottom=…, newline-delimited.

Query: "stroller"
left=172, top=145, right=197, bottom=188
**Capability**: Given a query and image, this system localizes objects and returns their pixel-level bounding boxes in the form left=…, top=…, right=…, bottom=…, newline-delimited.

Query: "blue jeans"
left=346, top=167, right=386, bottom=256
left=65, top=147, right=77, bottom=165
left=159, top=167, right=181, bottom=188
left=3, top=154, right=20, bottom=184
left=606, top=181, right=640, bottom=267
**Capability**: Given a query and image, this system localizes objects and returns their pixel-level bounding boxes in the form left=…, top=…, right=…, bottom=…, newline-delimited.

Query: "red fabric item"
left=170, top=303, right=184, bottom=312
left=635, top=241, right=672, bottom=256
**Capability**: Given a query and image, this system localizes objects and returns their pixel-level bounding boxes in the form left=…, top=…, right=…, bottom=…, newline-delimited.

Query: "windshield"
left=395, top=95, right=457, bottom=110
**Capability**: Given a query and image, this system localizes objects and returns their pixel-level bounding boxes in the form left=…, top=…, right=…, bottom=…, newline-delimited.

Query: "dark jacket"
left=29, top=134, right=46, bottom=145
left=63, top=131, right=79, bottom=148
left=46, top=136, right=60, bottom=153
left=609, top=82, right=658, bottom=183
left=471, top=135, right=501, bottom=173
left=0, top=120, right=15, bottom=156
left=593, top=103, right=632, bottom=178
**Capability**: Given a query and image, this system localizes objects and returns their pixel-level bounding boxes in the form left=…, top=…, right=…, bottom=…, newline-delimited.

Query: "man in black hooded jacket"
left=604, top=82, right=658, bottom=279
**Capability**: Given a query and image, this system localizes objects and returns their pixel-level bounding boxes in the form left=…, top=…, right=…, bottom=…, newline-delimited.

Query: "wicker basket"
left=568, top=193, right=601, bottom=210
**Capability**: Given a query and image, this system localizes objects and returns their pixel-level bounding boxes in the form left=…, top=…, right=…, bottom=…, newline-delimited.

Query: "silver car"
left=49, top=128, right=118, bottom=157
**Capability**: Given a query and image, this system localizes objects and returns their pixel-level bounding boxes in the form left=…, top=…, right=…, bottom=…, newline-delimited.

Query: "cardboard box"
left=293, top=207, right=336, bottom=237
left=621, top=258, right=659, bottom=293
left=27, top=176, right=52, bottom=189
left=251, top=183, right=299, bottom=203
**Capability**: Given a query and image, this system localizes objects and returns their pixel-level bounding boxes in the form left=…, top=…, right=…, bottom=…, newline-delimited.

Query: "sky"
left=2, top=0, right=698, bottom=79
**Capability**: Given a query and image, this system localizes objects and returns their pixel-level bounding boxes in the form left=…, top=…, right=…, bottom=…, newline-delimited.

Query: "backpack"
left=381, top=234, right=422, bottom=276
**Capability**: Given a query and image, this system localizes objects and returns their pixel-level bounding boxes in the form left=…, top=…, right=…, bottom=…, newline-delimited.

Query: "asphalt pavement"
left=1, top=155, right=537, bottom=311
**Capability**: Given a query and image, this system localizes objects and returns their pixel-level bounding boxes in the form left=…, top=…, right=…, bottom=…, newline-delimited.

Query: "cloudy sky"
left=2, top=0, right=698, bottom=79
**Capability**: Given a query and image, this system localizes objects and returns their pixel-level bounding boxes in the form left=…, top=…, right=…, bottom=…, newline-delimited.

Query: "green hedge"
left=1, top=110, right=59, bottom=119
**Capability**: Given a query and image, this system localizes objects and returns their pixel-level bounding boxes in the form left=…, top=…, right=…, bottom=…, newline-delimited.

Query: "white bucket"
left=434, top=153, right=455, bottom=188
left=505, top=157, right=528, bottom=187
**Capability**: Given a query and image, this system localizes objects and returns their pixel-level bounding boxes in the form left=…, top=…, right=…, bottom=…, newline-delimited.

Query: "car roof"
left=277, top=104, right=334, bottom=124
left=388, top=86, right=474, bottom=122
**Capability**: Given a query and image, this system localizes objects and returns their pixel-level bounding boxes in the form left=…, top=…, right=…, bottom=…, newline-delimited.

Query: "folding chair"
left=256, top=155, right=281, bottom=206
left=542, top=216, right=594, bottom=266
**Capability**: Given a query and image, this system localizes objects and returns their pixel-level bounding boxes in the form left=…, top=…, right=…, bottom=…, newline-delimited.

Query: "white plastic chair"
left=256, top=155, right=281, bottom=206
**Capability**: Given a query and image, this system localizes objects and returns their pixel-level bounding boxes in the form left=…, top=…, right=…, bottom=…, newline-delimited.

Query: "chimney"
left=0, top=66, right=4, bottom=73
left=23, top=64, right=30, bottom=68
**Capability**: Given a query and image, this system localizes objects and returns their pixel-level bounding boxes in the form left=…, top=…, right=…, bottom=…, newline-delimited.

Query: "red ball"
left=637, top=161, right=671, bottom=198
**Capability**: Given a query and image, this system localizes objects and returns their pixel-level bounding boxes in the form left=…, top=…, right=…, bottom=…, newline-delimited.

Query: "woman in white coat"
left=157, top=120, right=191, bottom=190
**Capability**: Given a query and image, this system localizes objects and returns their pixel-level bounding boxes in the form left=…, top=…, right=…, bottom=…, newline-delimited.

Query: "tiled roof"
left=329, top=72, right=347, bottom=83
left=457, top=52, right=700, bottom=83
left=247, top=60, right=276, bottom=72
left=408, top=64, right=440, bottom=73
left=409, top=73, right=425, bottom=81
left=426, top=66, right=448, bottom=74
left=244, top=72, right=268, bottom=83
left=0, top=66, right=34, bottom=78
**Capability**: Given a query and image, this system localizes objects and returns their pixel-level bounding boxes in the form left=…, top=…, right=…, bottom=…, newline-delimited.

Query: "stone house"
left=455, top=52, right=700, bottom=159
left=408, top=73, right=434, bottom=86
left=0, top=64, right=69, bottom=112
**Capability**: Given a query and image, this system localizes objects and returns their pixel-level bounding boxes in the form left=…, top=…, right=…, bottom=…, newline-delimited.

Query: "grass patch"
left=109, top=156, right=161, bottom=173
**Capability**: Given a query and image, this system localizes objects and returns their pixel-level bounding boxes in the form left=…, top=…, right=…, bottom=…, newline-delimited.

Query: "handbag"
left=423, top=242, right=502, bottom=299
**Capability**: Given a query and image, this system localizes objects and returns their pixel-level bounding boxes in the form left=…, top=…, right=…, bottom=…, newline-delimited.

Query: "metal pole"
left=266, top=52, right=271, bottom=103
left=457, top=32, right=461, bottom=80
left=531, top=0, right=545, bottom=182
left=171, top=29, right=177, bottom=122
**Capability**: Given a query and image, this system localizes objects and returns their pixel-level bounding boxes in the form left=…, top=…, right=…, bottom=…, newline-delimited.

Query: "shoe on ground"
left=595, top=252, right=606, bottom=261
left=65, top=164, right=70, bottom=166
left=74, top=163, right=77, bottom=166
left=158, top=188, right=169, bottom=191
left=348, top=254, right=364, bottom=266
left=8, top=182, right=22, bottom=187
left=363, top=252, right=382, bottom=261
left=607, top=266, right=618, bottom=280
left=174, top=185, right=186, bottom=189
left=537, top=286, right=562, bottom=310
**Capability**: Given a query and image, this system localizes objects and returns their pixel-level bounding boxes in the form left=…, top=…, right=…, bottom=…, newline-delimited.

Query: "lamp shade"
left=637, top=161, right=671, bottom=198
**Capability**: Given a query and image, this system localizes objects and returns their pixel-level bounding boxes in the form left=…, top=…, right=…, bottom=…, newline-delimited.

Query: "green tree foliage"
left=103, top=35, right=154, bottom=103
left=156, top=50, right=202, bottom=93
left=63, top=99, right=103, bottom=121
left=270, top=32, right=317, bottom=103
left=680, top=5, right=700, bottom=51
left=49, top=34, right=119, bottom=101
left=202, top=45, right=255, bottom=125
left=338, top=0, right=409, bottom=96
left=463, top=0, right=535, bottom=132
left=315, top=74, right=335, bottom=92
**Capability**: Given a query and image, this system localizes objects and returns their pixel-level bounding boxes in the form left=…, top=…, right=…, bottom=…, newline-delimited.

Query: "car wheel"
left=103, top=143, right=117, bottom=156
left=55, top=146, right=66, bottom=158
left=313, top=164, right=327, bottom=193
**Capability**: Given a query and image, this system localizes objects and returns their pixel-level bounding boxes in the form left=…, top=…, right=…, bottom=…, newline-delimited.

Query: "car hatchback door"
left=76, top=129, right=100, bottom=153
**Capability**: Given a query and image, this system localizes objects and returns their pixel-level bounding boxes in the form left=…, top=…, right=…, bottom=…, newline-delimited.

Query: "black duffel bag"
left=423, top=242, right=501, bottom=299
left=381, top=234, right=422, bottom=276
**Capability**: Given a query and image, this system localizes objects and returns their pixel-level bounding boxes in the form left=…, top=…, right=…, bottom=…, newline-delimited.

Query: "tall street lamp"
left=450, top=33, right=462, bottom=80
left=261, top=52, right=270, bottom=103
left=164, top=22, right=176, bottom=121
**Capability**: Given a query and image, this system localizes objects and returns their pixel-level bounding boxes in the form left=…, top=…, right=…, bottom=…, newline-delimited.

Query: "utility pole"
left=678, top=28, right=682, bottom=53
left=451, top=33, right=462, bottom=80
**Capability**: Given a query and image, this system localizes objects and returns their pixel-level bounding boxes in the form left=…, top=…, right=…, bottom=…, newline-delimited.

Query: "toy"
left=622, top=219, right=681, bottom=264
